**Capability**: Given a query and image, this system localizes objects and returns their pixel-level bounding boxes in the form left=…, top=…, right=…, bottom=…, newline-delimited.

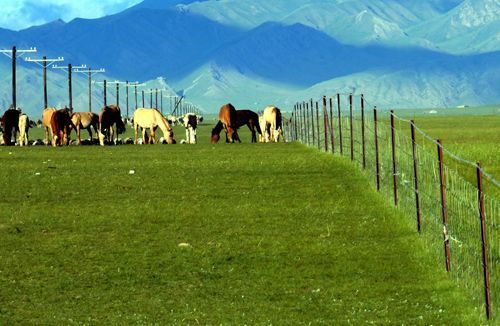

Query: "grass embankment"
left=0, top=134, right=483, bottom=324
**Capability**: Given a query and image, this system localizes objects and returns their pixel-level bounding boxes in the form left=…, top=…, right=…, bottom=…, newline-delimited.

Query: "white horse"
left=262, top=106, right=285, bottom=143
left=183, top=112, right=197, bottom=144
left=18, top=114, right=30, bottom=147
left=133, top=108, right=176, bottom=144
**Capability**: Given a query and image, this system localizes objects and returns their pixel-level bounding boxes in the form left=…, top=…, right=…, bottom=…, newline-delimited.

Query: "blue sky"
left=0, top=0, right=142, bottom=31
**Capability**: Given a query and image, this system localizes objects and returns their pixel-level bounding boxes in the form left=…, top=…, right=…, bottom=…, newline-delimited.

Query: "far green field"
left=393, top=111, right=500, bottom=180
left=0, top=125, right=487, bottom=324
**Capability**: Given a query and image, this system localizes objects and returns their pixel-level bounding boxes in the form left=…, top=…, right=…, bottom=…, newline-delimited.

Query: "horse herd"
left=211, top=104, right=284, bottom=144
left=0, top=103, right=284, bottom=147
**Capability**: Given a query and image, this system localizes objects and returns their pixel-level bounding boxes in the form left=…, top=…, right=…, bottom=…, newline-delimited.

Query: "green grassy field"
left=397, top=113, right=499, bottom=181
left=0, top=123, right=488, bottom=324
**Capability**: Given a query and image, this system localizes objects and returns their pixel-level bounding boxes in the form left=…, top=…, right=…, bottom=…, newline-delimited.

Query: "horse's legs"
left=111, top=125, right=117, bottom=145
left=150, top=127, right=156, bottom=144
left=87, top=127, right=92, bottom=143
left=279, top=127, right=285, bottom=143
left=76, top=125, right=82, bottom=145
left=44, top=126, right=50, bottom=145
left=142, top=127, right=147, bottom=144
left=247, top=123, right=256, bottom=143
left=134, top=124, right=139, bottom=144
left=190, top=127, right=197, bottom=144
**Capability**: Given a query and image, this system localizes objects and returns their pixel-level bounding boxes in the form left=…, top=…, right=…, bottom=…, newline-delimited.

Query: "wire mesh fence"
left=285, top=94, right=499, bottom=321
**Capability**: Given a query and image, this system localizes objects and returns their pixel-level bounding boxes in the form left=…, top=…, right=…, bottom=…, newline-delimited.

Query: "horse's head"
left=211, top=121, right=223, bottom=144
left=116, top=115, right=126, bottom=134
left=98, top=130, right=106, bottom=146
left=117, top=123, right=126, bottom=135
left=166, top=129, right=176, bottom=144
left=211, top=130, right=220, bottom=144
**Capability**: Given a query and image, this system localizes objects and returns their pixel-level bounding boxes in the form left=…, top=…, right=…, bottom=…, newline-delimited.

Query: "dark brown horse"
left=234, top=110, right=262, bottom=143
left=211, top=103, right=239, bottom=144
left=1, top=108, right=21, bottom=146
left=98, top=105, right=126, bottom=146
left=50, top=108, right=73, bottom=147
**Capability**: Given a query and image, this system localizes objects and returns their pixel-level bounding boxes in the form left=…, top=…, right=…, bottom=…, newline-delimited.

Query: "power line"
left=73, top=67, right=105, bottom=112
left=0, top=46, right=37, bottom=109
left=24, top=55, right=64, bottom=109
left=52, top=64, right=87, bottom=112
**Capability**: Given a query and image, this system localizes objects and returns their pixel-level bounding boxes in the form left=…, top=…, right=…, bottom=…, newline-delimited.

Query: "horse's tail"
left=275, top=109, right=282, bottom=131
left=255, top=115, right=262, bottom=135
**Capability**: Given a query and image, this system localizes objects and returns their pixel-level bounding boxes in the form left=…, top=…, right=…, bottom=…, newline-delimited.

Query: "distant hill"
left=1, top=0, right=499, bottom=115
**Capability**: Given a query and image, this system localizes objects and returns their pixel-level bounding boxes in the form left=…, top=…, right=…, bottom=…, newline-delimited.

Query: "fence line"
left=285, top=94, right=499, bottom=321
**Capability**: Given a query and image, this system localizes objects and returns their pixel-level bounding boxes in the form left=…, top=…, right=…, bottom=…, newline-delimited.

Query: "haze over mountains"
left=0, top=0, right=499, bottom=115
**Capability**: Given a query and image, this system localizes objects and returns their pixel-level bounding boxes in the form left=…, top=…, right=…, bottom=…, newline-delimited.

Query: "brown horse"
left=1, top=108, right=21, bottom=146
left=50, top=108, right=73, bottom=147
left=234, top=110, right=262, bottom=143
left=98, top=105, right=126, bottom=146
left=211, top=103, right=239, bottom=144
left=71, top=112, right=99, bottom=145
left=42, top=108, right=56, bottom=145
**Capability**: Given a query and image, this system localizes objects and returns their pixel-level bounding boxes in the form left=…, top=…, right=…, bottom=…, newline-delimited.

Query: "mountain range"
left=0, top=0, right=499, bottom=116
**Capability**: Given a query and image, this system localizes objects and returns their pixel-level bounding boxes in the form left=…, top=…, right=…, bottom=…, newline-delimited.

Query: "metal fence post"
left=390, top=110, right=398, bottom=206
left=411, top=120, right=422, bottom=233
left=374, top=108, right=380, bottom=191
left=310, top=99, right=315, bottom=148
left=361, top=94, right=366, bottom=169
left=305, top=102, right=310, bottom=146
left=476, top=162, right=492, bottom=319
left=323, top=96, right=328, bottom=152
left=329, top=97, right=335, bottom=153
left=437, top=139, right=451, bottom=272
left=298, top=103, right=303, bottom=143
left=293, top=102, right=299, bottom=141
left=349, top=94, right=354, bottom=161
left=337, top=94, right=343, bottom=155
left=316, top=101, right=320, bottom=150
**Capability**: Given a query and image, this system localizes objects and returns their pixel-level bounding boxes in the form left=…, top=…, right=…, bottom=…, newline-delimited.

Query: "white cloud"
left=0, top=0, right=142, bottom=31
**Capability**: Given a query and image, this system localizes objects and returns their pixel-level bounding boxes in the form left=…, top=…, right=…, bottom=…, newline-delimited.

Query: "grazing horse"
left=50, top=108, right=73, bottom=147
left=234, top=109, right=262, bottom=143
left=263, top=106, right=285, bottom=143
left=183, top=112, right=198, bottom=144
left=133, top=108, right=176, bottom=145
left=98, top=105, right=126, bottom=146
left=1, top=108, right=21, bottom=146
left=211, top=103, right=239, bottom=144
left=18, top=114, right=30, bottom=147
left=42, top=108, right=57, bottom=145
left=71, top=112, right=99, bottom=145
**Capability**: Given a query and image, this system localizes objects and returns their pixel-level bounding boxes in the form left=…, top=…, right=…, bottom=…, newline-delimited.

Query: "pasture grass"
left=404, top=114, right=500, bottom=180
left=0, top=127, right=486, bottom=324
